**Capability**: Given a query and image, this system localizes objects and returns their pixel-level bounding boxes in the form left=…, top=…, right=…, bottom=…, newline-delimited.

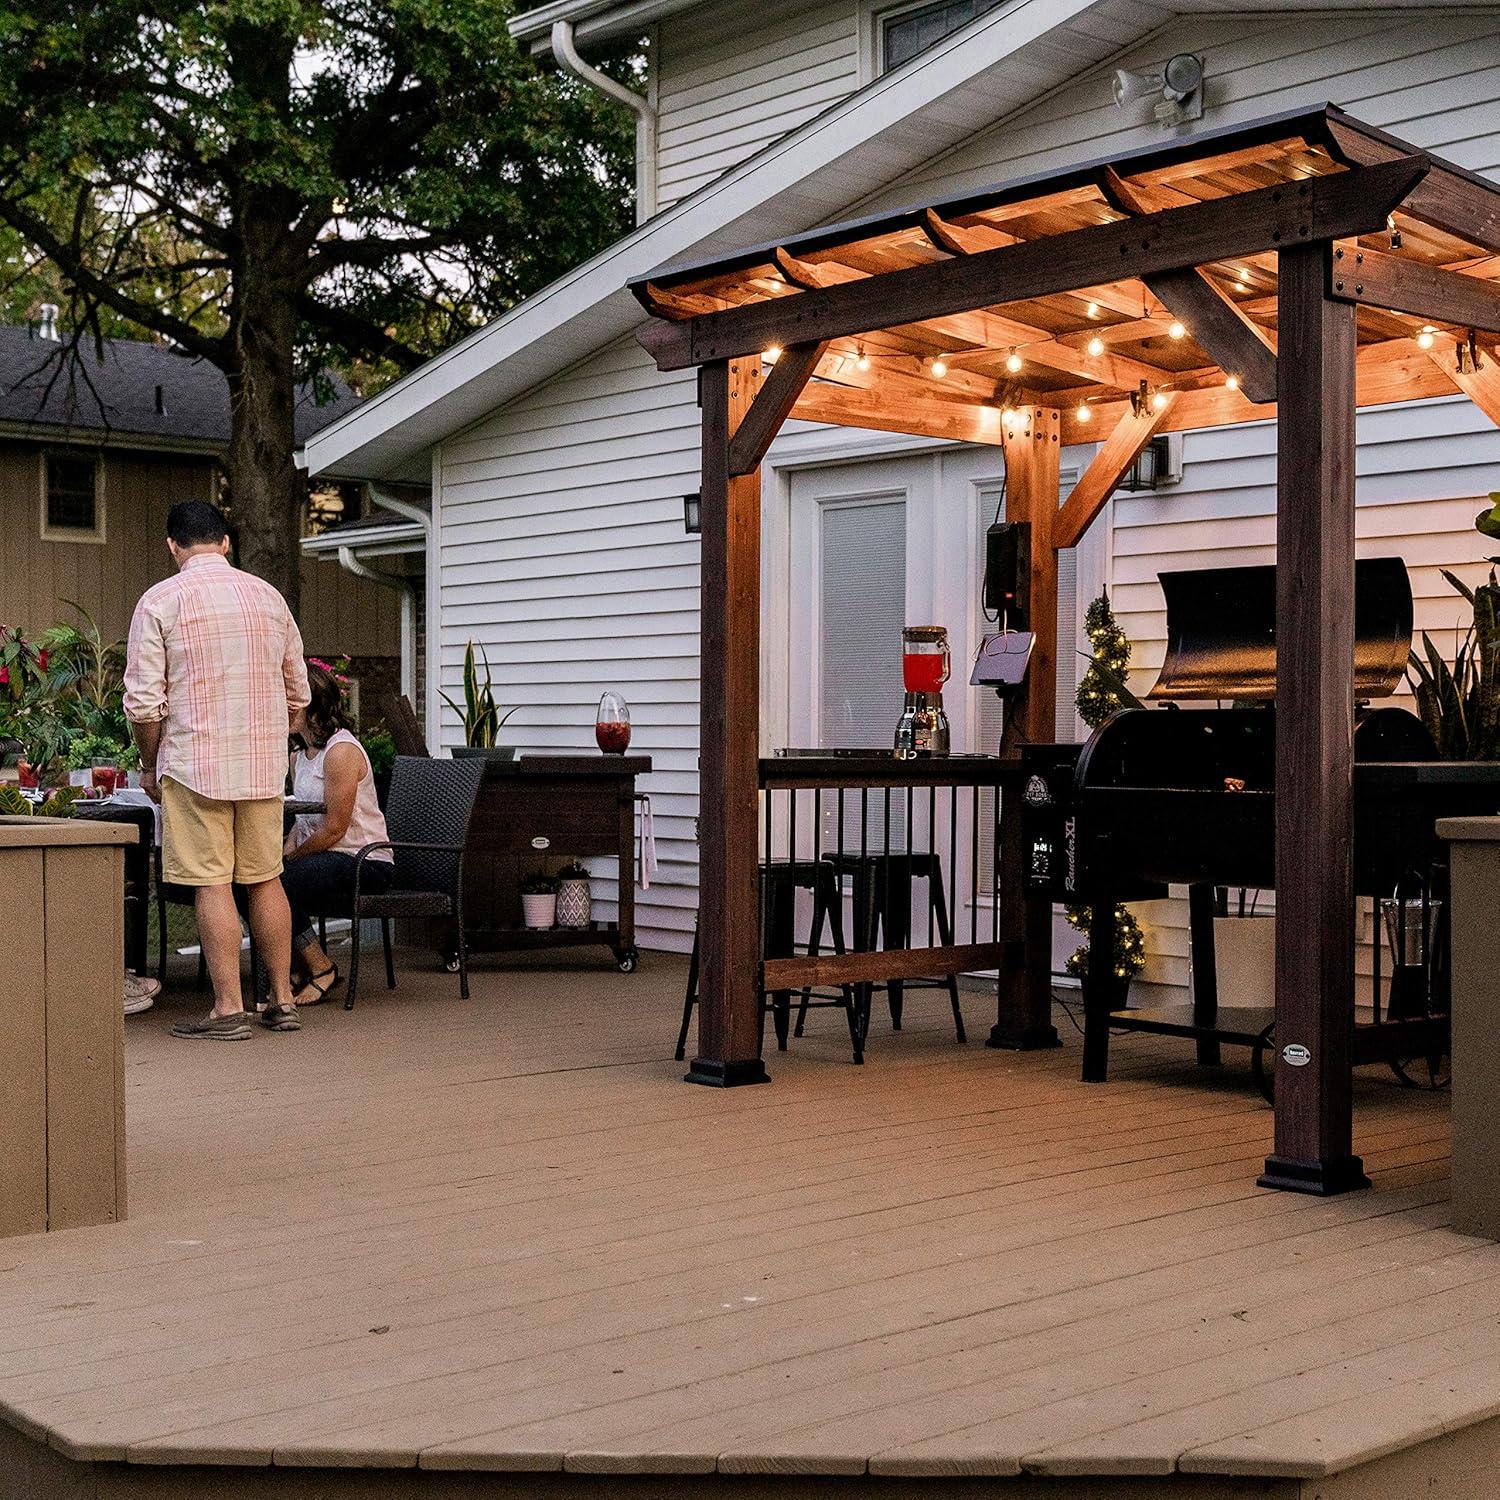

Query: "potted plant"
left=359, top=724, right=397, bottom=808
left=520, top=872, right=557, bottom=930
left=442, top=640, right=521, bottom=759
left=555, top=861, right=593, bottom=929
left=1406, top=561, right=1500, bottom=761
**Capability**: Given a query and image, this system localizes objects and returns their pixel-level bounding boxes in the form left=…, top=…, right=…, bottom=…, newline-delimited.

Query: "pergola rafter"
left=633, top=104, right=1500, bottom=1196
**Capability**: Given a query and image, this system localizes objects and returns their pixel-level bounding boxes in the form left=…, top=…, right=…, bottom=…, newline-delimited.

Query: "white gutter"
left=337, top=546, right=419, bottom=704
left=551, top=20, right=657, bottom=224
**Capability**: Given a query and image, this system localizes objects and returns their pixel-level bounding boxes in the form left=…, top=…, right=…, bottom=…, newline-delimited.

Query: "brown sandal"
left=295, top=964, right=341, bottom=1007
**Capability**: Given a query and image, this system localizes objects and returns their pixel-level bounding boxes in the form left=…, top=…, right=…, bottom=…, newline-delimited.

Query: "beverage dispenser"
left=894, top=625, right=951, bottom=758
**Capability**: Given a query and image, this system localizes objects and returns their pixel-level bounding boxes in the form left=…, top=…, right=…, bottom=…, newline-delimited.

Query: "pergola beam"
left=641, top=159, right=1428, bottom=371
left=1429, top=332, right=1500, bottom=428
left=728, top=341, right=828, bottom=476
left=1054, top=395, right=1178, bottom=549
left=1101, top=167, right=1279, bottom=403
left=1328, top=244, right=1500, bottom=335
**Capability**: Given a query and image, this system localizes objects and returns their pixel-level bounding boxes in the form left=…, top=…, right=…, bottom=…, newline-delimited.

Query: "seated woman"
left=283, top=664, right=393, bottom=1005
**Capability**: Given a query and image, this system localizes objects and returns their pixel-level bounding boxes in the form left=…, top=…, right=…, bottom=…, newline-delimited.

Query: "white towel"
left=637, top=795, right=658, bottom=889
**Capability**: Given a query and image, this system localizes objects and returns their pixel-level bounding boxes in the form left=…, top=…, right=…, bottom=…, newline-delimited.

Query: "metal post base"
left=986, top=1022, right=1062, bottom=1051
left=684, top=1057, right=771, bottom=1088
left=1258, top=1153, right=1371, bottom=1196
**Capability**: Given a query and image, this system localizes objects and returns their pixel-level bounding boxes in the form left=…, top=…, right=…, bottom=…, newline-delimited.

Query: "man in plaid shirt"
left=125, top=500, right=310, bottom=1039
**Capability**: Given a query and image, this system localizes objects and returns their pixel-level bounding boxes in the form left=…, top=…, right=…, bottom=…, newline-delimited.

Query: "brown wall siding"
left=0, top=442, right=399, bottom=657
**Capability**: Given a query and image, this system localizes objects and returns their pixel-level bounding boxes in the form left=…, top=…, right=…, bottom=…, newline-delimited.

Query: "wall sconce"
left=683, top=492, right=701, bottom=534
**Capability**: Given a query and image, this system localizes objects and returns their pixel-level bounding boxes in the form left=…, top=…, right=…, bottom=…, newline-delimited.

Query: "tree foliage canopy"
left=0, top=0, right=636, bottom=377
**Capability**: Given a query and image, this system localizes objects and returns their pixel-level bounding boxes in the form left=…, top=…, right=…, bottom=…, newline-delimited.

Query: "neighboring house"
left=0, top=319, right=402, bottom=697
left=304, top=0, right=1500, bottom=984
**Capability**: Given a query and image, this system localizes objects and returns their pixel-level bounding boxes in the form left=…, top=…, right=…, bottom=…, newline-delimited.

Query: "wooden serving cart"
left=438, top=754, right=651, bottom=973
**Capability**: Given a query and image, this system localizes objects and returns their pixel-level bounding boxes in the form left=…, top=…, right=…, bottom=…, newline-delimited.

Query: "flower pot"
left=453, top=745, right=516, bottom=761
left=556, top=876, right=592, bottom=930
left=521, top=892, right=557, bottom=930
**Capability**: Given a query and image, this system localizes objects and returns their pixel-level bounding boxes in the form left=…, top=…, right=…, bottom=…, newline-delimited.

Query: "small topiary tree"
left=1067, top=590, right=1146, bottom=989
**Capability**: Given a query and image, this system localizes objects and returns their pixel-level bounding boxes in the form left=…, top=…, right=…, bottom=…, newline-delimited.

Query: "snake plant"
left=1407, top=566, right=1500, bottom=760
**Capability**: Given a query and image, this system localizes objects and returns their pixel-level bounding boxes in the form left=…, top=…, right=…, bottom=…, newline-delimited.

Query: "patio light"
left=1417, top=326, right=1436, bottom=349
left=682, top=493, right=701, bottom=534
left=1168, top=320, right=1187, bottom=340
left=856, top=346, right=870, bottom=371
left=1005, top=350, right=1024, bottom=373
left=930, top=355, right=949, bottom=378
left=763, top=345, right=782, bottom=364
left=1075, top=402, right=1092, bottom=424
left=1086, top=335, right=1105, bottom=357
left=1152, top=390, right=1169, bottom=411
left=1225, top=374, right=1240, bottom=392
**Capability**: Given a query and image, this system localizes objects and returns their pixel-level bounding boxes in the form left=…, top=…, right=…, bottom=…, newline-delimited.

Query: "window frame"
left=858, top=0, right=1005, bottom=81
left=39, top=448, right=107, bottom=545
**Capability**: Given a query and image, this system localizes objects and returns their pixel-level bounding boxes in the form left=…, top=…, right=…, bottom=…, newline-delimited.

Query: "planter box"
left=0, top=816, right=133, bottom=1238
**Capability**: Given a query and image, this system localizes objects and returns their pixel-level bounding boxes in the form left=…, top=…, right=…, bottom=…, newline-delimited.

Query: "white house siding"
left=653, top=0, right=860, bottom=207
left=434, top=336, right=704, bottom=953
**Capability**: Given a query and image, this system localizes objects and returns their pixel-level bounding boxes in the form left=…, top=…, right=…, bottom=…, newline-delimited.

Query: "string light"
left=1152, top=390, right=1169, bottom=411
left=1417, top=325, right=1436, bottom=350
left=1005, top=349, right=1024, bottom=373
left=856, top=346, right=870, bottom=372
left=1075, top=402, right=1092, bottom=424
left=1086, top=301, right=1100, bottom=318
left=1225, top=374, right=1240, bottom=392
left=1086, top=335, right=1105, bottom=357
left=930, top=355, right=949, bottom=378
left=763, top=345, right=782, bottom=364
left=1387, top=214, right=1402, bottom=250
left=1167, top=320, right=1187, bottom=340
left=1235, top=270, right=1250, bottom=291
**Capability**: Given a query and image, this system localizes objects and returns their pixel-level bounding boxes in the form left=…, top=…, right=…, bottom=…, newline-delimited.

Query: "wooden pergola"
left=631, top=105, right=1500, bottom=1194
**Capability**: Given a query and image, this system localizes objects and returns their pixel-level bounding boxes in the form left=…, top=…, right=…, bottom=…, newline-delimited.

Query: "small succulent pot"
left=520, top=873, right=557, bottom=930
left=555, top=863, right=592, bottom=930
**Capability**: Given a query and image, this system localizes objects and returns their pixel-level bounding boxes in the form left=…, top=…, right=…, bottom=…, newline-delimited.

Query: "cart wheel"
left=1389, top=1051, right=1451, bottom=1091
left=442, top=955, right=461, bottom=974
left=1251, top=1021, right=1276, bottom=1105
left=616, top=948, right=639, bottom=974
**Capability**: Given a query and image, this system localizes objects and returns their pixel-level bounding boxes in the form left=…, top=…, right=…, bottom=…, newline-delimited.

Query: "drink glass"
left=595, top=691, right=631, bottom=754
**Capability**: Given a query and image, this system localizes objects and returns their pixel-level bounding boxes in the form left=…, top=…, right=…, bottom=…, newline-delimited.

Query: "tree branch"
left=296, top=291, right=426, bottom=372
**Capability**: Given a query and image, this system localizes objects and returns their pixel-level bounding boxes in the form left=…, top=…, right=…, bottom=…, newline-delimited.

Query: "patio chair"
left=345, top=754, right=486, bottom=1009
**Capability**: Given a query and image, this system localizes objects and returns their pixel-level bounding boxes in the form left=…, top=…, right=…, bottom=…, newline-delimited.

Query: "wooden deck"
left=2, top=951, right=1499, bottom=1499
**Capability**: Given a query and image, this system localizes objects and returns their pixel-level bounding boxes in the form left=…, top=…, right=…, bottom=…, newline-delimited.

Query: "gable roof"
left=0, top=326, right=360, bottom=453
left=304, top=0, right=1173, bottom=482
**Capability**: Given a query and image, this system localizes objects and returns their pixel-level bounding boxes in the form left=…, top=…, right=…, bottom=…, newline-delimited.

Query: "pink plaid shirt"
left=124, top=555, right=310, bottom=802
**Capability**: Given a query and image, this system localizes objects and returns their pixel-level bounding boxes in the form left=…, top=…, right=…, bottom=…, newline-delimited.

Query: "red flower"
left=0, top=666, right=8, bottom=685
left=36, top=649, right=46, bottom=671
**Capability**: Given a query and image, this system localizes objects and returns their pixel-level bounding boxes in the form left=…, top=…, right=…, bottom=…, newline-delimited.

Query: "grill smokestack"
left=37, top=303, right=60, bottom=341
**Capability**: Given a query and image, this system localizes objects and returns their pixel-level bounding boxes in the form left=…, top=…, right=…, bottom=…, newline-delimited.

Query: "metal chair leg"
left=929, top=862, right=966, bottom=1043
left=345, top=907, right=362, bottom=1010
left=676, top=923, right=699, bottom=1062
left=795, top=883, right=830, bottom=1038
left=382, top=918, right=396, bottom=989
left=455, top=895, right=470, bottom=1000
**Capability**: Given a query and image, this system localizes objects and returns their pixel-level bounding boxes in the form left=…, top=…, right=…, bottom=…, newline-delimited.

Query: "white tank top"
left=290, top=729, right=392, bottom=861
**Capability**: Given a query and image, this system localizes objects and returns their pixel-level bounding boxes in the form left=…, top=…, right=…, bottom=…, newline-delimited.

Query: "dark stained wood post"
left=689, top=356, right=770, bottom=1086
left=990, top=405, right=1063, bottom=1051
left=1258, top=242, right=1369, bottom=1195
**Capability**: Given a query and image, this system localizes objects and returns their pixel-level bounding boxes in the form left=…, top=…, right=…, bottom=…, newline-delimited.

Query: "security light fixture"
left=683, top=493, right=701, bottom=534
left=1112, top=53, right=1205, bottom=126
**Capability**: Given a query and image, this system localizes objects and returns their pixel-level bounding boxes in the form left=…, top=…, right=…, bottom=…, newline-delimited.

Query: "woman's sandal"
left=296, top=964, right=342, bottom=1007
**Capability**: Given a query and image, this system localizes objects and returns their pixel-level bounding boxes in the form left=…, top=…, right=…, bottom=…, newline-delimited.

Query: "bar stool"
left=819, top=851, right=966, bottom=1044
left=677, top=860, right=862, bottom=1063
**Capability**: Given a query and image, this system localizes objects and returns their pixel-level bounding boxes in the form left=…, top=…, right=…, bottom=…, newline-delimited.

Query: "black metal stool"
left=820, top=851, right=966, bottom=1045
left=677, top=860, right=861, bottom=1063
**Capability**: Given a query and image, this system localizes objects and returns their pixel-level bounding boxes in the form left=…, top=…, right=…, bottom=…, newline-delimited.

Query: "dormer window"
left=879, top=0, right=1006, bottom=72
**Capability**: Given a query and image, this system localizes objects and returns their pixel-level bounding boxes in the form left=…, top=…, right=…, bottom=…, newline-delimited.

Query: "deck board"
left=0, top=952, right=1495, bottom=1491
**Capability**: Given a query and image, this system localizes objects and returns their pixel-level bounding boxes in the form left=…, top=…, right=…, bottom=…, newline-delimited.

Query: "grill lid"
left=1147, top=557, right=1413, bottom=701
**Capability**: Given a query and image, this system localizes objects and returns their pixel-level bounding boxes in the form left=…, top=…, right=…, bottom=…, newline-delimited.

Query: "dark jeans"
left=282, top=850, right=392, bottom=950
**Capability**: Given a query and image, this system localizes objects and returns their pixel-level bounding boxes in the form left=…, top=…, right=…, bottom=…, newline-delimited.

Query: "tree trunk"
left=226, top=203, right=303, bottom=619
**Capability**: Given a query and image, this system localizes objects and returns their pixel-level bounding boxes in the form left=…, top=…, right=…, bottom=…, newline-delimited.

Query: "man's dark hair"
left=166, top=499, right=228, bottom=548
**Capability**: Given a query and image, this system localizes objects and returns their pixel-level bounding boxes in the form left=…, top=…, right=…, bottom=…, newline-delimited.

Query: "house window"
left=40, top=452, right=104, bottom=543
left=881, top=0, right=1006, bottom=71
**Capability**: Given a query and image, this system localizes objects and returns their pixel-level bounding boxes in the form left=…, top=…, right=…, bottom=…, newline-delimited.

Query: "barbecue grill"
left=1021, top=557, right=1500, bottom=1092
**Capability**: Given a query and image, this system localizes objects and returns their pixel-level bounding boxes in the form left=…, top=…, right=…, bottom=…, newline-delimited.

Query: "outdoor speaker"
left=984, top=520, right=1030, bottom=628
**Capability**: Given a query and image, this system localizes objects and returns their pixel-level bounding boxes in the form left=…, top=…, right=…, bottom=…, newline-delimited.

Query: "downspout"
left=551, top=19, right=657, bottom=224
left=337, top=546, right=418, bottom=704
left=369, top=486, right=435, bottom=712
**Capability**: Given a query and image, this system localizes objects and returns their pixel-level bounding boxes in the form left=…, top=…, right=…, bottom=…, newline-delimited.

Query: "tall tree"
left=0, top=1, right=635, bottom=613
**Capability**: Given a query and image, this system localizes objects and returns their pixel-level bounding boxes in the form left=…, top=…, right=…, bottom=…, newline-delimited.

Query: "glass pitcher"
left=901, top=625, right=951, bottom=695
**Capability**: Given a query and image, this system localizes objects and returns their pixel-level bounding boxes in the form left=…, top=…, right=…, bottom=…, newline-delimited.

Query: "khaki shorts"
left=161, top=778, right=284, bottom=887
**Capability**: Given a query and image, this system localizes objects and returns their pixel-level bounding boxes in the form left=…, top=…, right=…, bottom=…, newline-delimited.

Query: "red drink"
left=16, top=758, right=37, bottom=789
left=91, top=765, right=119, bottom=794
left=596, top=720, right=632, bottom=754
left=902, top=651, right=947, bottom=694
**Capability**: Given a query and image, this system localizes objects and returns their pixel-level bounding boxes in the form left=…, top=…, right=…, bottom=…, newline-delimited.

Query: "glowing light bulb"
left=1152, top=390, right=1168, bottom=411
left=1075, top=402, right=1092, bottom=424
left=1005, top=350, right=1024, bottom=373
left=763, top=345, right=782, bottom=364
left=1086, top=301, right=1100, bottom=318
left=1417, top=326, right=1435, bottom=349
left=1225, top=373, right=1240, bottom=392
left=856, top=347, right=871, bottom=372
left=1168, top=320, right=1187, bottom=340
left=1086, top=336, right=1105, bottom=357
left=931, top=356, right=948, bottom=378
